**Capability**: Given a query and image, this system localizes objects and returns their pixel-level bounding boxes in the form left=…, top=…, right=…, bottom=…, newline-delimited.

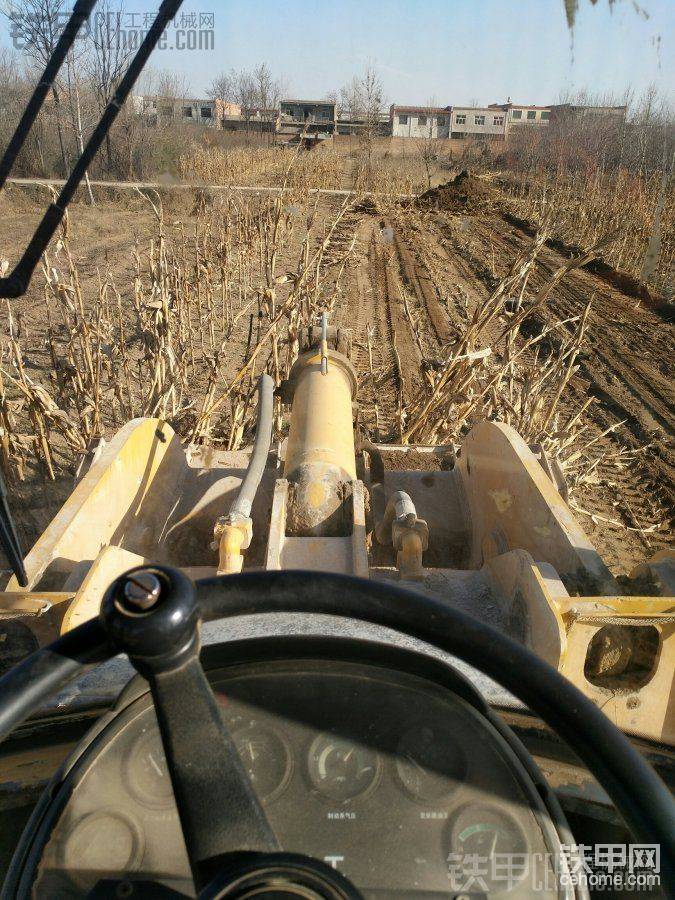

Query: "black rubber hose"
left=0, top=619, right=110, bottom=742
left=195, top=569, right=675, bottom=893
left=228, top=374, right=274, bottom=521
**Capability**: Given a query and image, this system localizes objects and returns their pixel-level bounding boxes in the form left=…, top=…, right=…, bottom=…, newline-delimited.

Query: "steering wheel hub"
left=204, top=853, right=362, bottom=899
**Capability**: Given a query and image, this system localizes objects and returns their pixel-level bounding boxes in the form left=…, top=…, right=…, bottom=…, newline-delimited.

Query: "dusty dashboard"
left=12, top=644, right=568, bottom=898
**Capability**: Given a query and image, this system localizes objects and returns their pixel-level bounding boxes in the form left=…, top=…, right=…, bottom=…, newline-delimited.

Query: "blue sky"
left=2, top=0, right=672, bottom=107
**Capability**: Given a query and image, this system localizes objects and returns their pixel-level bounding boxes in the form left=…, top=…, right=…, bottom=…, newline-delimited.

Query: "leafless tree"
left=416, top=100, right=443, bottom=189
left=207, top=69, right=236, bottom=102
left=63, top=44, right=96, bottom=202
left=352, top=66, right=385, bottom=181
left=208, top=64, right=284, bottom=141
left=154, top=68, right=191, bottom=99
left=339, top=75, right=363, bottom=120
left=86, top=0, right=132, bottom=170
left=4, top=0, right=71, bottom=173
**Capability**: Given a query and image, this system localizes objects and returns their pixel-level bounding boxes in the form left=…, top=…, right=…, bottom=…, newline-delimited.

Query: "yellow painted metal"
left=6, top=418, right=180, bottom=592
left=216, top=521, right=250, bottom=575
left=284, top=350, right=357, bottom=483
left=0, top=592, right=72, bottom=614
left=396, top=530, right=425, bottom=581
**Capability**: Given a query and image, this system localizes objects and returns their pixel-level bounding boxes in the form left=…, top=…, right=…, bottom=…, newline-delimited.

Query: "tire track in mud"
left=400, top=208, right=673, bottom=571
left=335, top=215, right=401, bottom=439
left=333, top=210, right=437, bottom=442
left=460, top=217, right=675, bottom=540
left=329, top=198, right=671, bottom=571
left=469, top=217, right=675, bottom=440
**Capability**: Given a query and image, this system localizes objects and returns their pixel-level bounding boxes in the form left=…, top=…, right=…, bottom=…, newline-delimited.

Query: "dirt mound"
left=417, top=170, right=497, bottom=212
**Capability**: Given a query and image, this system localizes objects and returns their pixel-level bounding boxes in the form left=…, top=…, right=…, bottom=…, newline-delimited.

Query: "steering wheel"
left=0, top=566, right=673, bottom=898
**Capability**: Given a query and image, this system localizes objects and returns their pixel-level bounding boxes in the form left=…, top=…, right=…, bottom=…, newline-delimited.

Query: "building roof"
left=391, top=105, right=451, bottom=115
left=548, top=103, right=627, bottom=111
left=281, top=99, right=336, bottom=106
left=488, top=102, right=550, bottom=110
left=139, top=95, right=216, bottom=105
left=452, top=106, right=507, bottom=113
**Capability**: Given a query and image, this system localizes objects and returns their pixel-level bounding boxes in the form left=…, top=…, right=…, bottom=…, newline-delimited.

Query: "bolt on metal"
left=122, top=572, right=162, bottom=610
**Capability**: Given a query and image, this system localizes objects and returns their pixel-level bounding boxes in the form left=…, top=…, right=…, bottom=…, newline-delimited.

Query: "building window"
left=511, top=109, right=522, bottom=119
left=398, top=114, right=408, bottom=125
left=527, top=110, right=536, bottom=120
left=201, top=107, right=212, bottom=118
left=493, top=115, right=504, bottom=126
left=455, top=113, right=466, bottom=125
left=437, top=116, right=446, bottom=126
left=160, top=105, right=173, bottom=117
left=418, top=115, right=427, bottom=126
left=541, top=111, right=550, bottom=120
left=182, top=106, right=193, bottom=118
left=474, top=115, right=485, bottom=125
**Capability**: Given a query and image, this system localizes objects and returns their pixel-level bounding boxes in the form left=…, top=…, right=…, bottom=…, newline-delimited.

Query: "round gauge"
left=307, top=733, right=381, bottom=802
left=396, top=724, right=466, bottom=802
left=124, top=728, right=175, bottom=809
left=447, top=804, right=528, bottom=892
left=60, top=810, right=144, bottom=889
left=232, top=721, right=293, bottom=803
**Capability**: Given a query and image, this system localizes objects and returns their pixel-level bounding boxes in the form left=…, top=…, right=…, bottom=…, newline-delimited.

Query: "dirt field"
left=0, top=175, right=672, bottom=578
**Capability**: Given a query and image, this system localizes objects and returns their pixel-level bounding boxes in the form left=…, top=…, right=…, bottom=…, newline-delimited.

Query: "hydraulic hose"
left=374, top=490, right=418, bottom=544
left=227, top=373, right=274, bottom=521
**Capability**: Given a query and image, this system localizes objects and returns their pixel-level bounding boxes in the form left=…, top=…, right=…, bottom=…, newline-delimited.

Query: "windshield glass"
left=0, top=0, right=671, bottom=747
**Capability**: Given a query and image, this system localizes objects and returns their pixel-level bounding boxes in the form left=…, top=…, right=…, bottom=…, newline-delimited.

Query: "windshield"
left=0, top=0, right=672, bottom=742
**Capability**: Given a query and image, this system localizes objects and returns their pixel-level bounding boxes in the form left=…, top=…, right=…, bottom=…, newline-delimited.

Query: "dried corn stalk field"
left=0, top=165, right=672, bottom=579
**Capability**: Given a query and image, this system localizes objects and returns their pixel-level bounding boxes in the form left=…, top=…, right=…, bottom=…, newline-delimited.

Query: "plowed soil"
left=333, top=185, right=674, bottom=575
left=0, top=182, right=672, bottom=577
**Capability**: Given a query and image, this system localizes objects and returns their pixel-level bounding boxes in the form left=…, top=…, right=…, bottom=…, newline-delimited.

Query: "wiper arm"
left=0, top=0, right=185, bottom=299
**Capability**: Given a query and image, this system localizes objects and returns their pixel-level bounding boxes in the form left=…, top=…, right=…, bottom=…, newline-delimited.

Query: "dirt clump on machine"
left=417, top=170, right=497, bottom=212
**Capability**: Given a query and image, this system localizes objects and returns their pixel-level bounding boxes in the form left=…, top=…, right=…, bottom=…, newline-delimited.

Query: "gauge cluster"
left=29, top=659, right=562, bottom=898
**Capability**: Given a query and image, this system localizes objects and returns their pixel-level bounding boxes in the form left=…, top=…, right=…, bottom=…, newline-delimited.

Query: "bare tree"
left=416, top=100, right=443, bottom=190
left=359, top=66, right=385, bottom=179
left=5, top=0, right=71, bottom=173
left=208, top=64, right=284, bottom=141
left=155, top=68, right=191, bottom=99
left=207, top=69, right=236, bottom=102
left=0, top=48, right=25, bottom=130
left=62, top=44, right=96, bottom=202
left=86, top=0, right=132, bottom=171
left=339, top=75, right=363, bottom=120
left=252, top=62, right=283, bottom=139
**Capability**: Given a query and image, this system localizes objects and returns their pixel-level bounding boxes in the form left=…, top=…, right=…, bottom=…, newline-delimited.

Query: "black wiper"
left=0, top=0, right=185, bottom=299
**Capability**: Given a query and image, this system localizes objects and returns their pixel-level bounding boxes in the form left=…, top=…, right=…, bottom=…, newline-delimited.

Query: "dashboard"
left=13, top=647, right=568, bottom=898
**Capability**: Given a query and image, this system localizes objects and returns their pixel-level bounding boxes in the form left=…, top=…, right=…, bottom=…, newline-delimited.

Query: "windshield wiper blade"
left=0, top=0, right=185, bottom=299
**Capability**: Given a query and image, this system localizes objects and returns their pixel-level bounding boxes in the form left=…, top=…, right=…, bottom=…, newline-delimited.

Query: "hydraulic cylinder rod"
left=284, top=347, right=357, bottom=536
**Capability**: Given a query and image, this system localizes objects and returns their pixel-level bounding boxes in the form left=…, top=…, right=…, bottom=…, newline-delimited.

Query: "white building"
left=390, top=106, right=451, bottom=139
left=450, top=107, right=507, bottom=140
